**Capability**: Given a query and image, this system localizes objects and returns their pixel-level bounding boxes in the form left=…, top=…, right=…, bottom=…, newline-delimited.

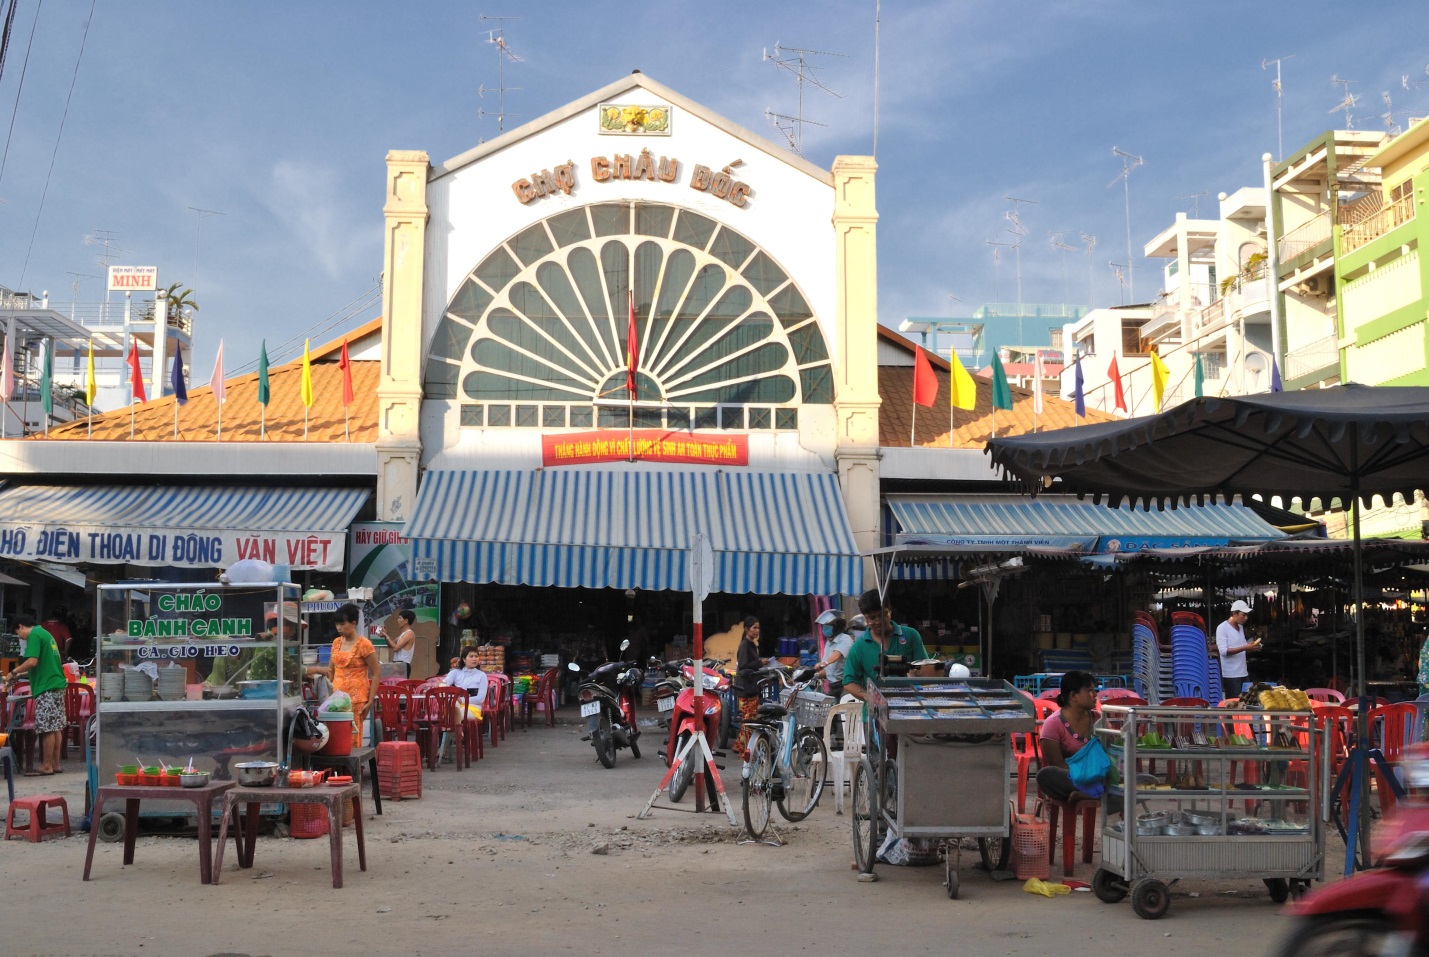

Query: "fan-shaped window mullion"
left=645, top=246, right=696, bottom=375
left=600, top=241, right=631, bottom=383
left=505, top=284, right=604, bottom=381
left=662, top=314, right=776, bottom=389
left=649, top=261, right=725, bottom=373
left=537, top=261, right=615, bottom=372
left=568, top=247, right=619, bottom=364
left=488, top=310, right=601, bottom=385
left=632, top=240, right=662, bottom=378
left=661, top=286, right=753, bottom=379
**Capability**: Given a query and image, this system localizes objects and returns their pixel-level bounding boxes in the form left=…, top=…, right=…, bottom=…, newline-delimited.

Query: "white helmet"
left=947, top=663, right=971, bottom=679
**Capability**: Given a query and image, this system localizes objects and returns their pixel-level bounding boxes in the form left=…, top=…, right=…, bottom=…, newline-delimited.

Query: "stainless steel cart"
left=851, top=677, right=1035, bottom=898
left=1092, top=704, right=1328, bottom=919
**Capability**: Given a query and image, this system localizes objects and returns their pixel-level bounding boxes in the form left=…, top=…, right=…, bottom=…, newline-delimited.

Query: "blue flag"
left=1072, top=355, right=1086, bottom=418
left=171, top=351, right=188, bottom=405
left=1270, top=357, right=1283, bottom=393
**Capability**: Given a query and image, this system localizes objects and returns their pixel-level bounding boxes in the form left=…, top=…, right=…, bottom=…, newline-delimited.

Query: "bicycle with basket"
left=739, top=664, right=831, bottom=841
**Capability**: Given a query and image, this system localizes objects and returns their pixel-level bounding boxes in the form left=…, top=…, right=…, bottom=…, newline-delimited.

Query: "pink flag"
left=210, top=340, right=227, bottom=405
left=0, top=335, right=12, bottom=402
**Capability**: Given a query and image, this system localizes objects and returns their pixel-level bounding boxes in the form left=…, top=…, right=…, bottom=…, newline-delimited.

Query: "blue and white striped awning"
left=886, top=493, right=1284, bottom=555
left=405, top=469, right=863, bottom=595
left=0, top=484, right=369, bottom=571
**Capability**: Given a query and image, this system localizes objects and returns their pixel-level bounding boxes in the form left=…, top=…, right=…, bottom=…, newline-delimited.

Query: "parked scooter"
left=1272, top=796, right=1429, bottom=957
left=651, top=657, right=727, bottom=802
left=568, top=640, right=643, bottom=768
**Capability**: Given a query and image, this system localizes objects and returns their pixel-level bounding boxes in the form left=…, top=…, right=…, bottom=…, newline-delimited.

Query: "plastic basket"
left=782, top=687, right=833, bottom=730
left=1011, top=802, right=1050, bottom=880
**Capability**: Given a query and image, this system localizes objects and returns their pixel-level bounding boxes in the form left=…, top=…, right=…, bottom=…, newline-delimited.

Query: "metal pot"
left=1137, top=811, right=1168, bottom=827
left=179, top=771, right=210, bottom=788
left=1182, top=809, right=1217, bottom=827
left=1163, top=823, right=1198, bottom=837
left=1135, top=822, right=1162, bottom=836
left=1195, top=823, right=1224, bottom=836
left=233, top=761, right=279, bottom=787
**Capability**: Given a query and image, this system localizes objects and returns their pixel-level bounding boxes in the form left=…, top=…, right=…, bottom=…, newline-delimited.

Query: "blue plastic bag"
left=1067, top=736, right=1111, bottom=795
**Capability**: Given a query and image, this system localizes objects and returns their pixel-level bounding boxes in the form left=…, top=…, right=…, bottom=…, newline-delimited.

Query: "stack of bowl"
left=99, top=672, right=124, bottom=702
left=123, top=668, right=153, bottom=702
left=156, top=668, right=187, bottom=701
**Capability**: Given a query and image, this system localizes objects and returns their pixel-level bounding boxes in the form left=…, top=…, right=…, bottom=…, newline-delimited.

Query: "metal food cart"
left=91, top=582, right=302, bottom=838
left=1092, top=703, right=1328, bottom=919
left=852, top=676, right=1036, bottom=898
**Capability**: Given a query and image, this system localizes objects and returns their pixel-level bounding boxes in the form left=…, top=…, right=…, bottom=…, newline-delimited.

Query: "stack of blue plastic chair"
left=1204, top=646, right=1224, bottom=705
left=1131, top=618, right=1171, bottom=705
left=1169, top=624, right=1213, bottom=701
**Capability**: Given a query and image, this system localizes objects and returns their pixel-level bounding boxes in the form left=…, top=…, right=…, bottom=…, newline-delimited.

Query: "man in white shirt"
left=1216, top=600, right=1261, bottom=700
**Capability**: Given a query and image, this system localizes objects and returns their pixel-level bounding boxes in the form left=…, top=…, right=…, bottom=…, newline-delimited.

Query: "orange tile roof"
left=41, top=326, right=381, bottom=443
left=876, top=326, right=1115, bottom=448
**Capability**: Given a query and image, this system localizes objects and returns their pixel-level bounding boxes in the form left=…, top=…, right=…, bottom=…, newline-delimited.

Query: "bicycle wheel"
left=742, top=733, right=774, bottom=840
left=777, top=728, right=829, bottom=822
left=851, top=760, right=878, bottom=874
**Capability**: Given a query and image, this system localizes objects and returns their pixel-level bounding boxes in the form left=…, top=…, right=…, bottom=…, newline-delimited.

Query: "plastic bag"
left=319, top=690, right=353, bottom=714
left=464, top=703, right=484, bottom=722
left=1023, top=878, right=1072, bottom=897
left=1068, top=736, right=1112, bottom=793
left=875, top=831, right=939, bottom=867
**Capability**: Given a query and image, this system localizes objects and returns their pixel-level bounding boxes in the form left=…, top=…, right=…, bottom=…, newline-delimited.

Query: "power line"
left=0, top=0, right=41, bottom=190
left=227, top=283, right=382, bottom=375
left=17, top=0, right=94, bottom=288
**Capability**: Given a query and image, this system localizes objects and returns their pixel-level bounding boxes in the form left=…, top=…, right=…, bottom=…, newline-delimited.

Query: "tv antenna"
left=187, top=206, right=224, bottom=290
left=1080, top=233, right=1098, bottom=307
left=1108, top=260, right=1128, bottom=305
left=1381, top=91, right=1402, bottom=134
left=1262, top=55, right=1294, bottom=160
left=985, top=239, right=1013, bottom=303
left=1177, top=190, right=1209, bottom=218
left=1329, top=75, right=1358, bottom=129
left=478, top=16, right=522, bottom=135
left=1109, top=148, right=1144, bottom=302
left=64, top=272, right=98, bottom=320
left=1004, top=196, right=1038, bottom=342
left=762, top=41, right=845, bottom=155
left=85, top=230, right=127, bottom=332
left=1051, top=232, right=1077, bottom=305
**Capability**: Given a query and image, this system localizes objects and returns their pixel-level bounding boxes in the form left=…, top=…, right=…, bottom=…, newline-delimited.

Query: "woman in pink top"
left=1037, top=670, right=1099, bottom=804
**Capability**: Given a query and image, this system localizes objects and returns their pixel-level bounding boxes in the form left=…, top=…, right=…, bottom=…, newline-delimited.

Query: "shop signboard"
left=541, top=429, right=748, bottom=467
left=348, top=521, right=440, bottom=637
left=0, top=523, right=344, bottom=570
left=108, top=265, right=158, bottom=291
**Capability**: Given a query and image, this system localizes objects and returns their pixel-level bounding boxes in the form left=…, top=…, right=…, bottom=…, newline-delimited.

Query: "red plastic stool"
left=6, top=794, right=71, bottom=842
left=376, top=740, right=423, bottom=800
left=1043, top=794, right=1098, bottom=876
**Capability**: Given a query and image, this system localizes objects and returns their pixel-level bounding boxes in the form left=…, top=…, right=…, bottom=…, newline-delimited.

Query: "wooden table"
left=83, top=780, right=236, bottom=884
left=302, top=746, right=382, bottom=815
left=213, top=782, right=366, bottom=888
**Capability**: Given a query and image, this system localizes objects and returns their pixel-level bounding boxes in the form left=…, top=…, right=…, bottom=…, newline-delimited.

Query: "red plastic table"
left=213, top=781, right=366, bottom=888
left=83, top=780, right=237, bottom=884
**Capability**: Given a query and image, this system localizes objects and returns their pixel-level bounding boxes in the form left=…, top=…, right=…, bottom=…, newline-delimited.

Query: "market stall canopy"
left=0, top=485, right=369, bottom=571
left=404, top=468, right=862, bottom=595
left=885, top=493, right=1284, bottom=555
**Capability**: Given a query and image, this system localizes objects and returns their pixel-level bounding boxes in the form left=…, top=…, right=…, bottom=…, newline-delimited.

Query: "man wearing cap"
left=1216, top=600, right=1261, bottom=700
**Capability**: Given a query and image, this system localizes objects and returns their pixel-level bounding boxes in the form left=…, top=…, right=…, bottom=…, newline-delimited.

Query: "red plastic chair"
left=482, top=674, right=510, bottom=747
left=1036, top=688, right=1061, bottom=701
left=373, top=688, right=414, bottom=743
left=521, top=668, right=560, bottom=729
left=1370, top=703, right=1417, bottom=817
left=1097, top=688, right=1145, bottom=705
left=3, top=684, right=36, bottom=772
left=1011, top=730, right=1036, bottom=813
left=423, top=686, right=470, bottom=771
left=61, top=683, right=96, bottom=759
left=1306, top=688, right=1345, bottom=705
left=397, top=678, right=427, bottom=694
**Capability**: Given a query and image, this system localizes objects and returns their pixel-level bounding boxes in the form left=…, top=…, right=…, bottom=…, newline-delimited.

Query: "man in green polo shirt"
left=3, top=613, right=68, bottom=774
left=843, top=590, right=935, bottom=701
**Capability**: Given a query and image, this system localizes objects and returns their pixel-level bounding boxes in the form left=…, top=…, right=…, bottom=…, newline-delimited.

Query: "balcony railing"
left=1279, top=210, right=1332, bottom=262
left=1285, top=334, right=1340, bottom=381
left=1342, top=194, right=1416, bottom=254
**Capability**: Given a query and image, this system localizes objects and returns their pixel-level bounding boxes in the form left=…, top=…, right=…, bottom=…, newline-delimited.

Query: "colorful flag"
left=626, top=289, right=639, bottom=397
left=912, top=348, right=937, bottom=407
left=1072, top=355, right=1085, bottom=418
left=1270, top=358, right=1283, bottom=393
left=127, top=341, right=147, bottom=403
left=1193, top=352, right=1205, bottom=399
left=211, top=340, right=227, bottom=405
left=1150, top=350, right=1170, bottom=412
left=1032, top=350, right=1044, bottom=415
left=339, top=338, right=353, bottom=407
left=257, top=340, right=270, bottom=406
left=1108, top=352, right=1127, bottom=412
left=39, top=340, right=52, bottom=416
left=990, top=352, right=1012, bottom=411
left=300, top=339, right=314, bottom=408
left=171, top=351, right=188, bottom=406
left=85, top=341, right=97, bottom=407
left=948, top=351, right=977, bottom=411
left=0, top=334, right=13, bottom=402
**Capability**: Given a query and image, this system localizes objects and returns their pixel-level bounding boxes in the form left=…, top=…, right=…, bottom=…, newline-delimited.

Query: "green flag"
left=990, top=352, right=1013, bottom=410
left=257, top=341, right=270, bottom=406
left=1193, top=352, right=1205, bottom=398
left=40, top=339, right=53, bottom=415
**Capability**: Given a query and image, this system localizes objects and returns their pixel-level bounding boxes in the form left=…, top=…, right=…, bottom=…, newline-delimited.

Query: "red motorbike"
left=652, top=657, right=728, bottom=803
left=1273, top=797, right=1429, bottom=957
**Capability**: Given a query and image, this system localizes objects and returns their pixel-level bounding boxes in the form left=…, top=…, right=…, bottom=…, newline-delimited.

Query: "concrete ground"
left=3, top=709, right=1334, bottom=957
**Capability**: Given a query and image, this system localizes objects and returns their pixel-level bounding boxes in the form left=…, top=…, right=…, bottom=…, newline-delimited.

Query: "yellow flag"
left=300, top=339, right=314, bottom=408
left=949, top=351, right=977, bottom=411
left=85, top=341, right=97, bottom=407
left=1150, top=350, right=1170, bottom=412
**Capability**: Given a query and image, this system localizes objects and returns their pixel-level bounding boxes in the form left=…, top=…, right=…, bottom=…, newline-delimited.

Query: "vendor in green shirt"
left=842, top=590, right=937, bottom=701
left=3, top=614, right=68, bottom=774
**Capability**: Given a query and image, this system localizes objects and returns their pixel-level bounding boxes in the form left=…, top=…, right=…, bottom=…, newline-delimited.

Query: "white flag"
left=210, top=340, right=226, bottom=404
left=1032, top=350, right=1044, bottom=415
left=0, top=334, right=12, bottom=402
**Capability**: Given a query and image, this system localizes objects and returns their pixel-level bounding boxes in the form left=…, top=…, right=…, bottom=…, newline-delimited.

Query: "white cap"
left=1230, top=600, right=1252, bottom=614
left=947, top=663, right=971, bottom=678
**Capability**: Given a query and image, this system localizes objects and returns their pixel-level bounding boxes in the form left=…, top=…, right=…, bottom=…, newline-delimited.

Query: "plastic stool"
left=1044, top=795, right=1097, bottom=877
left=0, top=745, right=14, bottom=804
left=6, top=794, right=71, bottom=842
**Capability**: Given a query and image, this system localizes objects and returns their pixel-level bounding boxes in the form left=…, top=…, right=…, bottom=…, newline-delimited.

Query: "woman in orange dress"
left=307, top=603, right=380, bottom=744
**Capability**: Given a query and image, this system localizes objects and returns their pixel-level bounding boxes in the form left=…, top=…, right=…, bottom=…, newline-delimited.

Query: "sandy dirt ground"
left=3, top=711, right=1331, bottom=957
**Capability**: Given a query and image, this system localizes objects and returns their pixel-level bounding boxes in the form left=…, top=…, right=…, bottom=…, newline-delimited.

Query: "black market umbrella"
left=986, top=384, right=1429, bottom=868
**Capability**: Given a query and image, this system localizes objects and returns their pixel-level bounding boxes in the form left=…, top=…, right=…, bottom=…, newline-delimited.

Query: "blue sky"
left=0, top=1, right=1424, bottom=381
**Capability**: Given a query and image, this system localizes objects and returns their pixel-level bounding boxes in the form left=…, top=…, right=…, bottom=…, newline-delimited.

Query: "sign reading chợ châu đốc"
left=127, top=591, right=256, bottom=640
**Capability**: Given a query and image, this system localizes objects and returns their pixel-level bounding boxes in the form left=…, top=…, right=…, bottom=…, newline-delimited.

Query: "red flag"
left=912, top=347, right=937, bottom=407
left=339, top=338, right=354, bottom=407
left=127, top=341, right=147, bottom=403
left=626, top=289, right=638, bottom=397
left=1108, top=352, right=1127, bottom=412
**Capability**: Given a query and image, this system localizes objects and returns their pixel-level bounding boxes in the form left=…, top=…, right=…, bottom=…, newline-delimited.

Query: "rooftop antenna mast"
left=1108, top=260, right=1128, bottom=306
left=186, top=206, right=224, bottom=291
left=86, top=230, right=127, bottom=332
left=1329, top=74, right=1359, bottom=130
left=985, top=239, right=1013, bottom=304
left=1381, top=91, right=1402, bottom=134
left=1262, top=55, right=1294, bottom=160
left=477, top=15, right=522, bottom=135
left=1109, top=148, right=1144, bottom=302
left=1050, top=232, right=1077, bottom=306
left=1177, top=191, right=1209, bottom=218
left=64, top=271, right=98, bottom=320
left=1080, top=233, right=1097, bottom=307
left=762, top=41, right=846, bottom=155
left=1004, top=196, right=1038, bottom=343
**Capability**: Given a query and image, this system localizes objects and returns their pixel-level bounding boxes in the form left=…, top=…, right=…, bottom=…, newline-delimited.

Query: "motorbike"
left=651, top=657, right=728, bottom=802
left=568, top=639, right=643, bottom=768
left=1272, top=795, right=1429, bottom=957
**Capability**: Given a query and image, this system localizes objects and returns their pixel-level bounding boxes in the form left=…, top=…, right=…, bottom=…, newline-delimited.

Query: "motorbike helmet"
left=815, top=609, right=843, bottom=625
left=947, top=662, right=971, bottom=679
left=848, top=614, right=867, bottom=632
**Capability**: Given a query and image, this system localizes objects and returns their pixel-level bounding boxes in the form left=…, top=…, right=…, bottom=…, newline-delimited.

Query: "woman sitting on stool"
left=1036, top=670, right=1102, bottom=805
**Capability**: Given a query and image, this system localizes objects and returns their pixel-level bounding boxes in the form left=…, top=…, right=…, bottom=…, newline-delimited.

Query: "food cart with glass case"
left=92, top=582, right=302, bottom=835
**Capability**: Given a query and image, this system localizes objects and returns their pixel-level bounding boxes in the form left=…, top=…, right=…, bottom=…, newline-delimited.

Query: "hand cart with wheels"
left=1091, top=703, right=1328, bottom=919
left=851, top=676, right=1035, bottom=898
